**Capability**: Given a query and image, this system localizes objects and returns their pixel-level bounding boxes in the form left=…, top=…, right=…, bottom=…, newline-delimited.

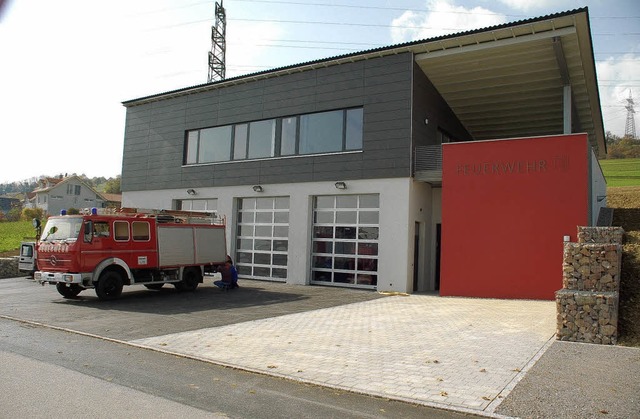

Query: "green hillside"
left=600, top=158, right=640, bottom=187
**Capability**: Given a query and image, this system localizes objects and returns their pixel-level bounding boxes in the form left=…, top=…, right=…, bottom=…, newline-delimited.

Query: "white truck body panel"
left=157, top=225, right=226, bottom=267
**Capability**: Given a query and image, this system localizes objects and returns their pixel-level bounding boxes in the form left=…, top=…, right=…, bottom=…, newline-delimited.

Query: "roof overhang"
left=123, top=8, right=605, bottom=157
left=412, top=9, right=605, bottom=156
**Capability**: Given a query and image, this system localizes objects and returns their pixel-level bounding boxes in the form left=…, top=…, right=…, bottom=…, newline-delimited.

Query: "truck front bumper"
left=35, top=271, right=87, bottom=285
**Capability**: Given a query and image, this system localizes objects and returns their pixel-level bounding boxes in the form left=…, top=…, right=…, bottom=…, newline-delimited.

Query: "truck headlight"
left=63, top=274, right=74, bottom=282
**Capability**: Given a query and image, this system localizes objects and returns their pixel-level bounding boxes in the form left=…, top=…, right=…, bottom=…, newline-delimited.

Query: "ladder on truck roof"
left=118, top=208, right=225, bottom=226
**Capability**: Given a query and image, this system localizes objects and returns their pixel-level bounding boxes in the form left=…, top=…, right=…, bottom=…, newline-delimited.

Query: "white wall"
left=590, top=149, right=607, bottom=225
left=123, top=177, right=416, bottom=292
left=44, top=180, right=104, bottom=216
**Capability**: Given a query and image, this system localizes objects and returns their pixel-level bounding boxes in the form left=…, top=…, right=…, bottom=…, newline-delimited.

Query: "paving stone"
left=131, top=294, right=555, bottom=414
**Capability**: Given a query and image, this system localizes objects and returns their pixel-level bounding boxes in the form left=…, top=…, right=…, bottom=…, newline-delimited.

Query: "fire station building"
left=120, top=8, right=606, bottom=300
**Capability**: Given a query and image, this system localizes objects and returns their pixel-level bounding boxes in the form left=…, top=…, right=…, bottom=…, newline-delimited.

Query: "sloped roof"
left=122, top=7, right=604, bottom=156
left=100, top=193, right=122, bottom=203
left=33, top=175, right=102, bottom=197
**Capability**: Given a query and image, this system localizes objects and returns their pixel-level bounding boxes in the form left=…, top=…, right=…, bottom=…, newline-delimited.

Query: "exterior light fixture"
left=186, top=189, right=197, bottom=195
left=334, top=181, right=347, bottom=190
left=252, top=185, right=264, bottom=193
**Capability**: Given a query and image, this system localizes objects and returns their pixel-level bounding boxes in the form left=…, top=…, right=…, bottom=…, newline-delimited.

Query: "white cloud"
left=497, top=0, right=572, bottom=12
left=597, top=53, right=640, bottom=137
left=391, top=0, right=506, bottom=44
left=226, top=21, right=286, bottom=77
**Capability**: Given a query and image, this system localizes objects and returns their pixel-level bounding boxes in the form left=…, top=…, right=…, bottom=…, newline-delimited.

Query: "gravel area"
left=496, top=340, right=640, bottom=419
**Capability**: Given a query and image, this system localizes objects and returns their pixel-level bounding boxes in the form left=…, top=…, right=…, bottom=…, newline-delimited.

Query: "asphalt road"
left=0, top=277, right=478, bottom=418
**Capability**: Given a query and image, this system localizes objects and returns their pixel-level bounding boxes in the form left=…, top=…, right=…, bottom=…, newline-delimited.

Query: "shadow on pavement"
left=53, top=284, right=310, bottom=315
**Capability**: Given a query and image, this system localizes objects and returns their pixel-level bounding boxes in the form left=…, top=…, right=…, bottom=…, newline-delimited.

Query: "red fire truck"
left=34, top=208, right=227, bottom=300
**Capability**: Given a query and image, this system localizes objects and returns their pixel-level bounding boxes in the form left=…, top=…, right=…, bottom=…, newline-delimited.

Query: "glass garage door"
left=236, top=197, right=289, bottom=281
left=311, top=194, right=379, bottom=288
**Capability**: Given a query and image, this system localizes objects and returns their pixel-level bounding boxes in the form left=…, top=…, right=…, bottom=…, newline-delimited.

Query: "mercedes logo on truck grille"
left=50, top=255, right=58, bottom=266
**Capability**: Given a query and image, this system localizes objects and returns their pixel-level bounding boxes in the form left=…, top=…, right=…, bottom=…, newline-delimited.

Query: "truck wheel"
left=144, top=283, right=164, bottom=290
left=56, top=283, right=83, bottom=298
left=176, top=268, right=200, bottom=292
left=96, top=271, right=123, bottom=300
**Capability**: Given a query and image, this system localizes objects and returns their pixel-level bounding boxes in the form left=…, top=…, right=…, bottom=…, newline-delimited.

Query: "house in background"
left=30, top=175, right=119, bottom=216
left=119, top=8, right=606, bottom=299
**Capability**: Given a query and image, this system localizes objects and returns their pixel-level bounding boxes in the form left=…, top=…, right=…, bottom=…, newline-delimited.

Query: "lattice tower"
left=624, top=90, right=636, bottom=139
left=207, top=0, right=226, bottom=83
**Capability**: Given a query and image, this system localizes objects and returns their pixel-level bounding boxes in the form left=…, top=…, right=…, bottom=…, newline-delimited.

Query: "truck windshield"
left=40, top=218, right=83, bottom=242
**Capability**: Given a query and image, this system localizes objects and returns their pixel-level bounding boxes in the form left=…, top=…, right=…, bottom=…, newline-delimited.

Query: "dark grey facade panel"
left=122, top=149, right=152, bottom=160
left=262, top=71, right=318, bottom=92
left=314, top=97, right=364, bottom=112
left=150, top=101, right=187, bottom=116
left=184, top=116, right=218, bottom=130
left=211, top=164, right=261, bottom=186
left=186, top=96, right=220, bottom=113
left=361, top=166, right=407, bottom=179
left=262, top=97, right=318, bottom=119
left=122, top=53, right=416, bottom=192
left=257, top=158, right=316, bottom=176
left=411, top=62, right=473, bottom=147
left=180, top=169, right=215, bottom=184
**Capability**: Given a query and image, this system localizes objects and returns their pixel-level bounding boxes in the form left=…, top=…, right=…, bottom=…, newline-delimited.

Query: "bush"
left=22, top=207, right=45, bottom=223
left=67, top=208, right=80, bottom=215
left=6, top=207, right=21, bottom=222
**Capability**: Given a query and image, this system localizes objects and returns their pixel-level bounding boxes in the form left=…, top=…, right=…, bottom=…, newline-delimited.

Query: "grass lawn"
left=0, top=221, right=36, bottom=254
left=600, top=158, right=640, bottom=187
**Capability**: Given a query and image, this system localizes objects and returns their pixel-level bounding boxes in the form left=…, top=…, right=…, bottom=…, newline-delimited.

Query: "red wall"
left=440, top=134, right=589, bottom=300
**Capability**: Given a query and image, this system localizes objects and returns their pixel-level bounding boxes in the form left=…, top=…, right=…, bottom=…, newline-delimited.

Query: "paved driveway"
left=1, top=276, right=556, bottom=416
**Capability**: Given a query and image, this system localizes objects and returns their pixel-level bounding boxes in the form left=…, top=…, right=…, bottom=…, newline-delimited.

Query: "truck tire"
left=96, top=271, right=124, bottom=300
left=56, top=283, right=83, bottom=298
left=175, top=267, right=200, bottom=292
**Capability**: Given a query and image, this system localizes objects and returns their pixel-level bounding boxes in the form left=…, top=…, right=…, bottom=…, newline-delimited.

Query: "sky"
left=0, top=0, right=638, bottom=184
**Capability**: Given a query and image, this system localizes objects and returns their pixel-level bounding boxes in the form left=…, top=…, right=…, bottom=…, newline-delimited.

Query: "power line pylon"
left=207, top=0, right=226, bottom=83
left=624, top=90, right=636, bottom=139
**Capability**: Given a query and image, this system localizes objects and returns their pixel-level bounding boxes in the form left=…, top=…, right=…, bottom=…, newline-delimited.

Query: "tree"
left=607, top=135, right=640, bottom=159
left=103, top=176, right=121, bottom=194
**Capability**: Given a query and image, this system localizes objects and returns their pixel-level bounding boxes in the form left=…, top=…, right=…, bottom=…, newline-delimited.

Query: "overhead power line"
left=231, top=0, right=640, bottom=20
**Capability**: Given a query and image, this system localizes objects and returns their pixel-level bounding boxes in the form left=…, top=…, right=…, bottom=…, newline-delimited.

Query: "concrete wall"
left=0, top=257, right=21, bottom=279
left=589, top=148, right=607, bottom=225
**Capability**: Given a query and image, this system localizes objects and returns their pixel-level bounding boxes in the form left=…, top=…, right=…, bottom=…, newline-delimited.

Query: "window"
left=66, top=184, right=81, bottom=195
left=184, top=107, right=363, bottom=165
left=248, top=119, right=276, bottom=159
left=114, top=221, right=129, bottom=241
left=200, top=126, right=232, bottom=162
left=185, top=131, right=198, bottom=164
left=345, top=108, right=364, bottom=150
left=280, top=117, right=297, bottom=156
left=94, top=221, right=110, bottom=238
left=132, top=222, right=150, bottom=241
left=299, top=110, right=343, bottom=154
left=178, top=199, right=218, bottom=212
left=233, top=124, right=248, bottom=160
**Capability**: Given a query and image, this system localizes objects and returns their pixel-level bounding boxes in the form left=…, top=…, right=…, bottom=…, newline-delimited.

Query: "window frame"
left=183, top=107, right=363, bottom=165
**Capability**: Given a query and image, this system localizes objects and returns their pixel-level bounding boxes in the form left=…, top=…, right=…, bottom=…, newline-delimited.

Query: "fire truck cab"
left=35, top=208, right=227, bottom=300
